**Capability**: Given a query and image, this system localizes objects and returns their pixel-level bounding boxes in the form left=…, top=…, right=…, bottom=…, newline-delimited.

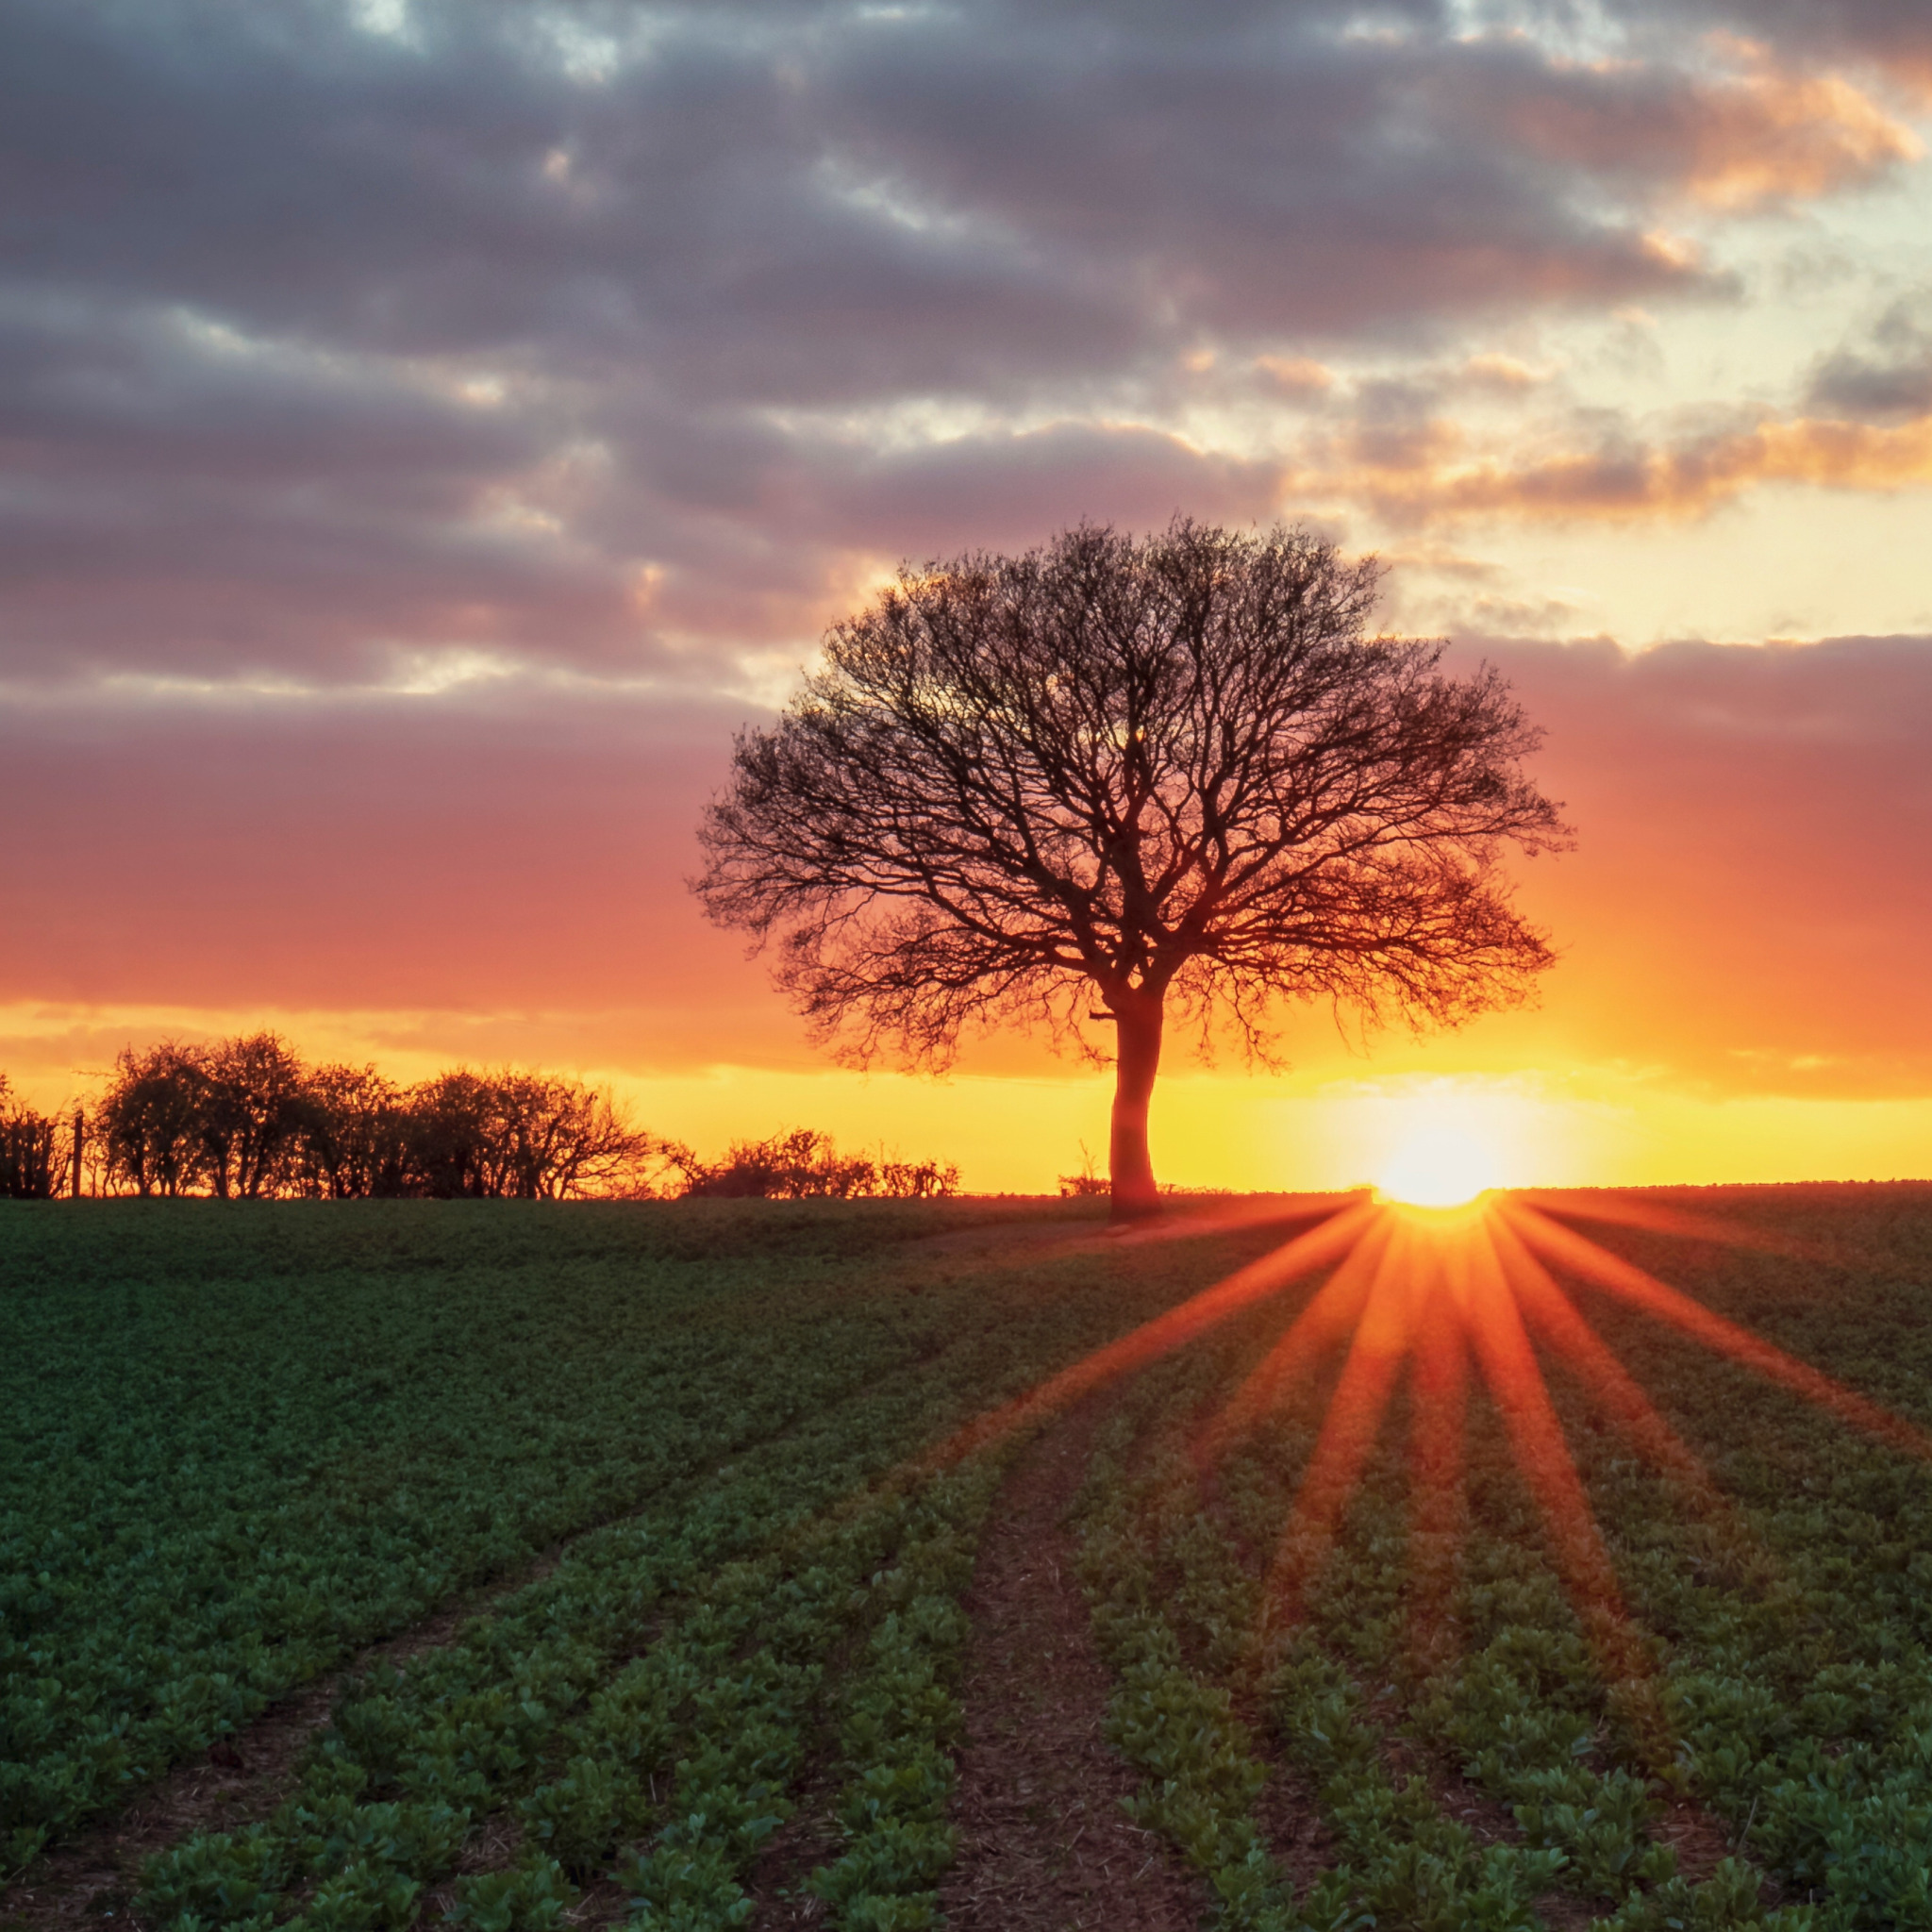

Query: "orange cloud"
left=1292, top=410, right=1932, bottom=527
left=7, top=635, right=1932, bottom=1112
left=1467, top=40, right=1919, bottom=212
left=1680, top=48, right=1921, bottom=208
left=1457, top=633, right=1932, bottom=1101
left=1436, top=413, right=1932, bottom=519
left=1460, top=353, right=1546, bottom=391
left=8, top=634, right=1932, bottom=1193
left=1256, top=356, right=1335, bottom=396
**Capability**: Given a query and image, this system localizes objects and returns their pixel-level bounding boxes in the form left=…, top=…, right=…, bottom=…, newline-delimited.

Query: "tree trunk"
left=1108, top=992, right=1164, bottom=1222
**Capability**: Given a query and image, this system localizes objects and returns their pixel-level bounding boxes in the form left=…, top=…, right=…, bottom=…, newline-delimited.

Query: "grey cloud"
left=0, top=0, right=1907, bottom=690
left=0, top=3, right=1135, bottom=396
left=591, top=417, right=1289, bottom=646
left=818, top=11, right=1712, bottom=340
left=2, top=2, right=1717, bottom=375
left=0, top=294, right=637, bottom=680
left=1807, top=296, right=1932, bottom=425
left=791, top=423, right=1284, bottom=557
left=1666, top=0, right=1932, bottom=91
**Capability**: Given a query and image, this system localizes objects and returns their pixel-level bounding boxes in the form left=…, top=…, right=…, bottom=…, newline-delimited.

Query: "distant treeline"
left=0, top=1035, right=958, bottom=1202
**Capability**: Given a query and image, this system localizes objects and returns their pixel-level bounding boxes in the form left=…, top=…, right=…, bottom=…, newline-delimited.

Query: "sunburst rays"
left=938, top=1189, right=1929, bottom=1670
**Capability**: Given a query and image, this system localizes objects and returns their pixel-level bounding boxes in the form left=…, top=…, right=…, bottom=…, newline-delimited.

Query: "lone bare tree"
left=694, top=521, right=1568, bottom=1218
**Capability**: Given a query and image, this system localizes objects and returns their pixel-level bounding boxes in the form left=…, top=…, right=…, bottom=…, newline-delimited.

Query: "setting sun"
left=1374, top=1118, right=1506, bottom=1207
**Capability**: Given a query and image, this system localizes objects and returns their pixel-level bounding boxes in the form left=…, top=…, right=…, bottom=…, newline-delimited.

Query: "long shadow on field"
left=940, top=1397, right=1205, bottom=1932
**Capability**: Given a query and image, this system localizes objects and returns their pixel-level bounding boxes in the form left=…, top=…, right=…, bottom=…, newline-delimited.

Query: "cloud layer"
left=4, top=0, right=1928, bottom=691
left=1472, top=633, right=1932, bottom=1097
left=6, top=1, right=1932, bottom=1134
left=6, top=636, right=1930, bottom=1104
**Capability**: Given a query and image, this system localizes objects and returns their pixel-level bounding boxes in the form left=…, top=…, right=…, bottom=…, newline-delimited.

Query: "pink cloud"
left=6, top=636, right=1932, bottom=1108
left=1462, top=633, right=1932, bottom=1096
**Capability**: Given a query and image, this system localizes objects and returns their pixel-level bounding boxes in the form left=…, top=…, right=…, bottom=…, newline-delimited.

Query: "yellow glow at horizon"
left=6, top=1002, right=1932, bottom=1194
left=1373, top=1113, right=1507, bottom=1207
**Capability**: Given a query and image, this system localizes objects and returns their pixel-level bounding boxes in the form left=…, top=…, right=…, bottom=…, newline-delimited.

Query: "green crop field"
left=4, top=1187, right=1932, bottom=1932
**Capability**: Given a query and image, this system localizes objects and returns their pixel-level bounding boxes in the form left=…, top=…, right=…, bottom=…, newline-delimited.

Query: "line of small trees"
left=0, top=1076, right=71, bottom=1199
left=675, top=1126, right=957, bottom=1200
left=0, top=1036, right=958, bottom=1202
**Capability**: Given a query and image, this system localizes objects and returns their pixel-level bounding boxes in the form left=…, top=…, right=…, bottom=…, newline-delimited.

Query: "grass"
left=2, top=1185, right=1930, bottom=1930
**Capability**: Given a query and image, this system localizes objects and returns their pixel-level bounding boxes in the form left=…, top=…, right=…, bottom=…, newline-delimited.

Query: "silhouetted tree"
left=680, top=1127, right=877, bottom=1199
left=875, top=1155, right=959, bottom=1199
left=675, top=1127, right=958, bottom=1199
left=491, top=1072, right=659, bottom=1199
left=401, top=1070, right=501, bottom=1198
left=198, top=1032, right=308, bottom=1198
left=400, top=1069, right=659, bottom=1199
left=90, top=1044, right=661, bottom=1200
left=94, top=1034, right=308, bottom=1198
left=24, top=1041, right=947, bottom=1204
left=0, top=1077, right=65, bottom=1199
left=696, top=520, right=1567, bottom=1218
left=294, top=1064, right=412, bottom=1199
left=97, top=1041, right=208, bottom=1195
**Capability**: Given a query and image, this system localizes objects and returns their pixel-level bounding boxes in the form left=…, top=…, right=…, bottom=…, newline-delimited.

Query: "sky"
left=3, top=0, right=1931, bottom=1192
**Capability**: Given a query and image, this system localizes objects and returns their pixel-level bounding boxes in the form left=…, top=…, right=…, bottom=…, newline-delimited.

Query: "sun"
left=1374, top=1119, right=1506, bottom=1208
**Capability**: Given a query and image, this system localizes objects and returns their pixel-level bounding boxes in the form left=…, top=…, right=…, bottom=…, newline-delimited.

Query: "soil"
left=1653, top=1794, right=1761, bottom=1891
left=1422, top=1770, right=1598, bottom=1931
left=739, top=1758, right=846, bottom=1928
left=1422, top=1761, right=1769, bottom=1924
left=0, top=1396, right=849, bottom=1932
left=1252, top=1762, right=1336, bottom=1896
left=938, top=1398, right=1206, bottom=1932
left=1, top=1202, right=1777, bottom=1932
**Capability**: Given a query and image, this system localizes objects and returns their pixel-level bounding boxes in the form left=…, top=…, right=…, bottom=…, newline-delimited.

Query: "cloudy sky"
left=4, top=0, right=1931, bottom=1189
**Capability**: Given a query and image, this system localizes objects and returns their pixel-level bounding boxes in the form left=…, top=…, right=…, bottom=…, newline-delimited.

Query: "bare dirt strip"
left=938, top=1397, right=1206, bottom=1932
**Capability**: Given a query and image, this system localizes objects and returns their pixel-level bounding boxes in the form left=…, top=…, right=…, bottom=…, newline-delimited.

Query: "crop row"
left=10, top=1197, right=1302, bottom=1927
left=1058, top=1210, right=1932, bottom=1932
left=2, top=1236, right=931, bottom=1867
left=1543, top=1232, right=1932, bottom=1932
left=130, top=1368, right=1014, bottom=1932
left=17, top=1191, right=1932, bottom=1931
left=3, top=1197, right=1162, bottom=1873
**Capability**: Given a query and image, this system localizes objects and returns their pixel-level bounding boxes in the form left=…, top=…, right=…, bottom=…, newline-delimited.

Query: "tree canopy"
left=695, top=520, right=1569, bottom=1215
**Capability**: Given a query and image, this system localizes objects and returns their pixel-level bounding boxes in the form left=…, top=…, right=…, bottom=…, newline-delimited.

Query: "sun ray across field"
left=939, top=1186, right=1932, bottom=1668
left=1501, top=1199, right=1932, bottom=1459
left=1512, top=1189, right=1858, bottom=1265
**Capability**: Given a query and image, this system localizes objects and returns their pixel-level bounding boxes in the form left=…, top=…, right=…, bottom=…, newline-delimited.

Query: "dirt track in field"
left=939, top=1398, right=1205, bottom=1932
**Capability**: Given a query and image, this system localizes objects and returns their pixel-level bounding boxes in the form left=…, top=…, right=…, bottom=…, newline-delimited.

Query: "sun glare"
left=1374, top=1121, right=1504, bottom=1207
